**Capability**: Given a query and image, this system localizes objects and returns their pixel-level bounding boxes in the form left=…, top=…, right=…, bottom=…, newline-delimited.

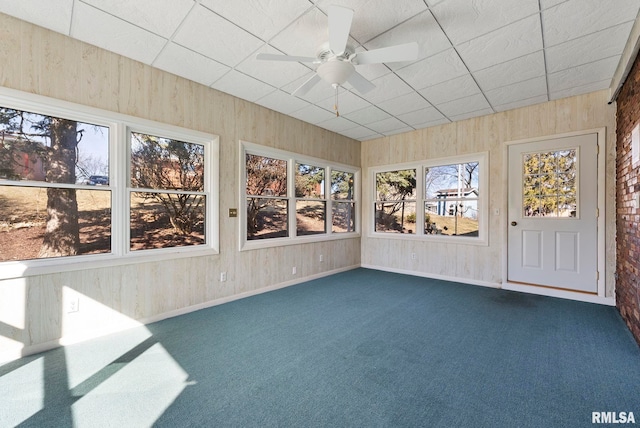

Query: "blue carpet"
left=1, top=268, right=639, bottom=427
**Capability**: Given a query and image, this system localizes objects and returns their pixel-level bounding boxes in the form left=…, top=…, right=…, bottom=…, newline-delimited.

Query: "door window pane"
left=522, top=150, right=577, bottom=217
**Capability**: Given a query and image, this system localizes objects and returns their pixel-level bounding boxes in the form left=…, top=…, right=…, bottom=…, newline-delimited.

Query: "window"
left=246, top=153, right=288, bottom=240
left=296, top=163, right=326, bottom=236
left=0, top=89, right=218, bottom=278
left=375, top=169, right=417, bottom=234
left=0, top=106, right=111, bottom=262
left=129, top=132, right=207, bottom=249
left=424, top=162, right=479, bottom=237
left=331, top=170, right=356, bottom=233
left=241, top=141, right=359, bottom=249
left=371, top=153, right=487, bottom=244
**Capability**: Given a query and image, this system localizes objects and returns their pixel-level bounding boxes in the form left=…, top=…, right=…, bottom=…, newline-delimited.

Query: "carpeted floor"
left=1, top=268, right=639, bottom=427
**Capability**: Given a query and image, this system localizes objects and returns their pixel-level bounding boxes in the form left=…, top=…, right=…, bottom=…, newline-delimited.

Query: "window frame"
left=0, top=87, right=219, bottom=280
left=369, top=152, right=488, bottom=246
left=240, top=140, right=360, bottom=251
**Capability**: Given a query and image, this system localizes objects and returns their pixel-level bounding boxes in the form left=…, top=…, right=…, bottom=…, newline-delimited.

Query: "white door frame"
left=501, top=128, right=613, bottom=305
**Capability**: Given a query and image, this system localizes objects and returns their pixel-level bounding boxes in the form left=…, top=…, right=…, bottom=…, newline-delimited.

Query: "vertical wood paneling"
left=0, top=14, right=361, bottom=360
left=362, top=90, right=616, bottom=293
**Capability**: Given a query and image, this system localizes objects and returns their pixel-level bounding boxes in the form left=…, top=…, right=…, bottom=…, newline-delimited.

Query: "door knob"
left=511, top=221, right=517, bottom=226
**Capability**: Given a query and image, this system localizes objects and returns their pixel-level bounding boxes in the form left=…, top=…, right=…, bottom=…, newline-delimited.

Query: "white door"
left=507, top=133, right=598, bottom=293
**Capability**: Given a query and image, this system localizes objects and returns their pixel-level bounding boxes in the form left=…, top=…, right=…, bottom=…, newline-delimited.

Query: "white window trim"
left=0, top=87, right=219, bottom=280
left=368, top=152, right=488, bottom=246
left=239, top=140, right=360, bottom=251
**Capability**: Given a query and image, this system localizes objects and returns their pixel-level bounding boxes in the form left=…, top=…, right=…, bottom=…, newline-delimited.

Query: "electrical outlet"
left=292, top=266, right=297, bottom=275
left=319, top=254, right=324, bottom=263
left=67, top=296, right=79, bottom=313
left=411, top=252, right=416, bottom=260
left=220, top=272, right=227, bottom=282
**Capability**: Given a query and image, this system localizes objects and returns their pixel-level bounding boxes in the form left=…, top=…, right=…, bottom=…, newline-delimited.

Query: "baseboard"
left=502, top=282, right=616, bottom=306
left=360, top=264, right=500, bottom=289
left=1, top=265, right=360, bottom=364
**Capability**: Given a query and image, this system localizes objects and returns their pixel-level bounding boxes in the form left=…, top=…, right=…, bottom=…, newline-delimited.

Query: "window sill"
left=0, top=246, right=219, bottom=281
left=240, top=232, right=360, bottom=251
left=367, top=231, right=488, bottom=246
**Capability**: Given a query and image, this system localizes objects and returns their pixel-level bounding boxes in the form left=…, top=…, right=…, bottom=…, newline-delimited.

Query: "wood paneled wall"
left=361, top=91, right=617, bottom=293
left=0, top=14, right=361, bottom=361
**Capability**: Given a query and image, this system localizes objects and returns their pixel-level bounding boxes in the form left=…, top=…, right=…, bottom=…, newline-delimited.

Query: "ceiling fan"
left=256, top=5, right=419, bottom=107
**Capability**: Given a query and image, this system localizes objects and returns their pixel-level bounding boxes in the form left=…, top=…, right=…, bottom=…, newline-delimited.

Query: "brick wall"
left=616, top=51, right=640, bottom=346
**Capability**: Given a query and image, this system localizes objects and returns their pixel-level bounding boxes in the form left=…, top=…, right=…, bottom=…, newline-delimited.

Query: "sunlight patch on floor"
left=70, top=342, right=189, bottom=427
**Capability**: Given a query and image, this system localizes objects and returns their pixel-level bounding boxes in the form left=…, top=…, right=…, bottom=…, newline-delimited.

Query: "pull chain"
left=332, top=83, right=340, bottom=117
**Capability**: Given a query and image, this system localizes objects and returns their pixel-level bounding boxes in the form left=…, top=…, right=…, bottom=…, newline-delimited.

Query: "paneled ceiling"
left=1, top=0, right=638, bottom=141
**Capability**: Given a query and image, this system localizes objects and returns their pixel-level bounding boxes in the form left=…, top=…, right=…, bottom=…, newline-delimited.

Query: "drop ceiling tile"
left=200, top=0, right=312, bottom=41
left=153, top=43, right=230, bottom=87
left=547, top=56, right=620, bottom=93
left=448, top=107, right=494, bottom=122
left=456, top=14, right=543, bottom=72
left=314, top=0, right=428, bottom=44
left=211, top=71, right=275, bottom=102
left=546, top=22, right=633, bottom=73
left=71, top=2, right=166, bottom=65
left=472, top=51, right=545, bottom=91
left=255, top=90, right=311, bottom=115
left=315, top=90, right=371, bottom=116
left=343, top=105, right=392, bottom=125
left=383, top=126, right=415, bottom=136
left=237, top=45, right=312, bottom=89
left=543, top=0, right=640, bottom=47
left=269, top=7, right=332, bottom=59
left=397, top=107, right=446, bottom=127
left=317, top=116, right=359, bottom=133
left=549, top=79, right=611, bottom=101
left=359, top=73, right=414, bottom=105
left=81, top=0, right=193, bottom=38
left=376, top=92, right=431, bottom=116
left=396, top=49, right=468, bottom=90
left=436, top=93, right=491, bottom=117
left=0, top=0, right=73, bottom=35
left=484, top=76, right=547, bottom=107
left=432, top=0, right=539, bottom=45
left=493, top=94, right=548, bottom=112
left=361, top=133, right=386, bottom=141
left=173, top=4, right=263, bottom=67
left=411, top=117, right=451, bottom=130
left=340, top=126, right=381, bottom=141
left=367, top=117, right=409, bottom=134
left=419, top=74, right=481, bottom=105
left=539, top=0, right=566, bottom=9
left=364, top=10, right=451, bottom=70
left=288, top=104, right=336, bottom=124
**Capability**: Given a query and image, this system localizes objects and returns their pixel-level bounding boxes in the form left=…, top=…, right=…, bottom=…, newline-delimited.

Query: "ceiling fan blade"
left=347, top=71, right=375, bottom=94
left=354, top=42, right=419, bottom=65
left=328, top=5, right=354, bottom=55
left=256, top=53, right=317, bottom=63
left=292, top=74, right=322, bottom=96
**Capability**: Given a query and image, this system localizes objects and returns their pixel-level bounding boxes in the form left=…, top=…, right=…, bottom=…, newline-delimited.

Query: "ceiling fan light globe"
left=316, top=60, right=355, bottom=86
